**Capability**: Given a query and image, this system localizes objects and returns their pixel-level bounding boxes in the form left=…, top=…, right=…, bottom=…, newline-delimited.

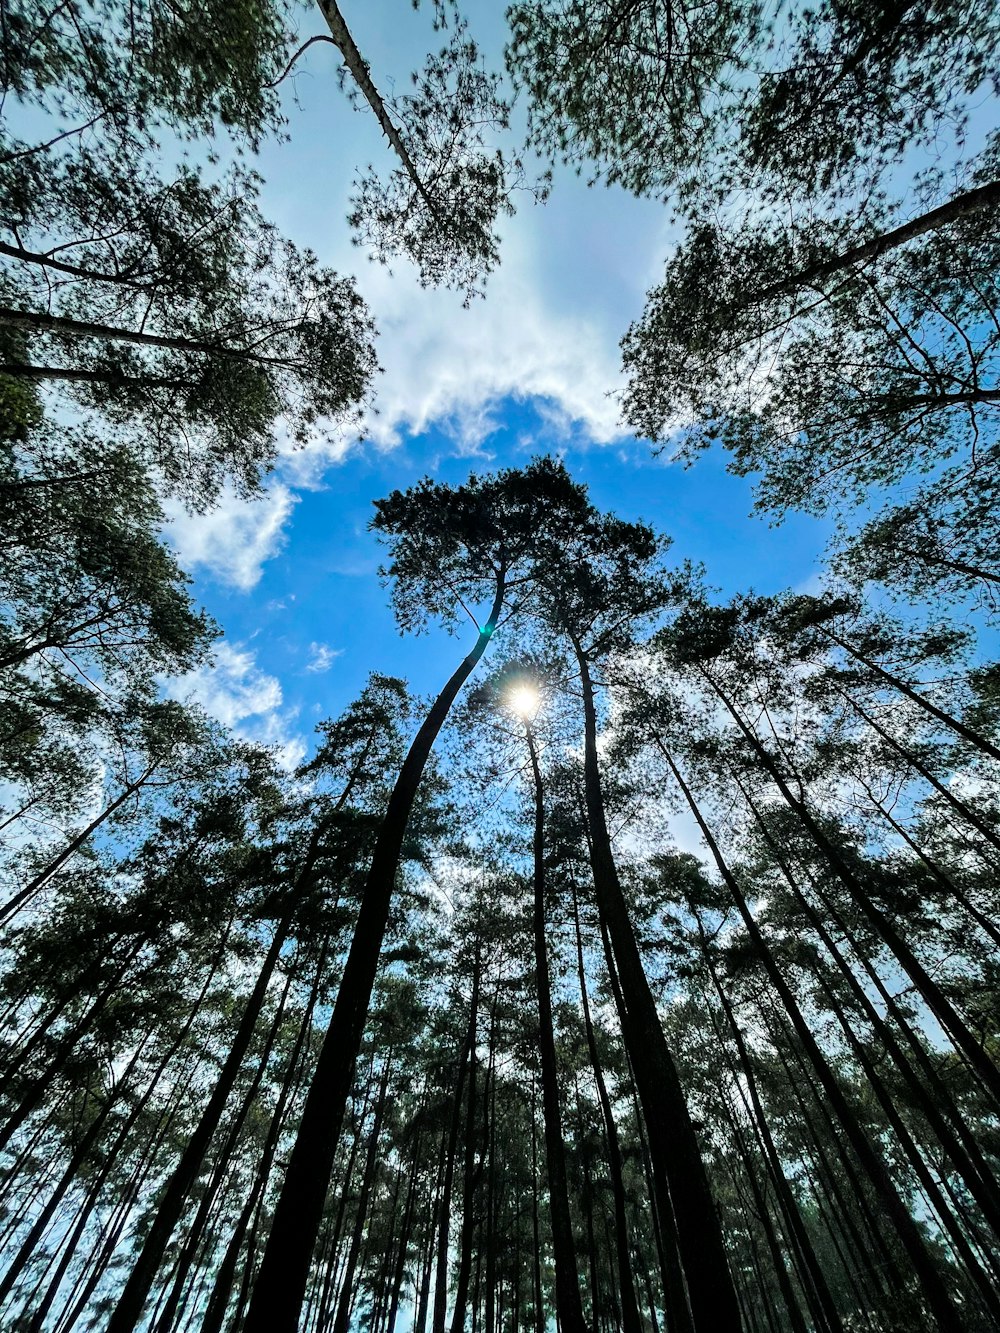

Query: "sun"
left=507, top=683, right=541, bottom=720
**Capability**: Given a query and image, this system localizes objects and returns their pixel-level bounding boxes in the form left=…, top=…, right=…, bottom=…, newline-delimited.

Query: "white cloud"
left=164, top=483, right=298, bottom=591
left=170, top=642, right=281, bottom=729
left=168, top=642, right=305, bottom=770
left=305, top=641, right=344, bottom=673
left=164, top=44, right=673, bottom=590
left=344, top=227, right=638, bottom=456
left=257, top=60, right=672, bottom=467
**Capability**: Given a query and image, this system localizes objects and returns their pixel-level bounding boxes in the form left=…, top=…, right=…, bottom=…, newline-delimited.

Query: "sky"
left=164, top=2, right=837, bottom=769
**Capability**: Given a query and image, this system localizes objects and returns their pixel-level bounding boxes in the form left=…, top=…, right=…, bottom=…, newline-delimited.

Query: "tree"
left=331, top=8, right=531, bottom=301
left=621, top=149, right=1000, bottom=527
left=243, top=458, right=592, bottom=1333
left=469, top=665, right=588, bottom=1333
left=506, top=0, right=1000, bottom=203
left=0, top=234, right=377, bottom=504
left=522, top=505, right=743, bottom=1332
left=0, top=431, right=214, bottom=676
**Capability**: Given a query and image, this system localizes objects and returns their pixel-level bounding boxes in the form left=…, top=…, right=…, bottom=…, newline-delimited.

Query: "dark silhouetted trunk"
left=664, top=746, right=963, bottom=1333
left=525, top=723, right=587, bottom=1333
left=571, top=881, right=642, bottom=1333
left=331, top=1059, right=392, bottom=1333
left=245, top=583, right=505, bottom=1333
left=702, top=668, right=1000, bottom=1108
left=574, top=642, right=740, bottom=1333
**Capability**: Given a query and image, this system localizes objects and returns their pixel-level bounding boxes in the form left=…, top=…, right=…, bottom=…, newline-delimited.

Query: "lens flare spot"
left=508, top=684, right=540, bottom=719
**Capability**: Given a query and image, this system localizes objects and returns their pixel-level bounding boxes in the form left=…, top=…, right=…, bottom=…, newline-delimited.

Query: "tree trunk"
left=244, top=581, right=505, bottom=1333
left=574, top=642, right=741, bottom=1333
left=530, top=1076, right=544, bottom=1333
left=746, top=177, right=1000, bottom=310
left=0, top=937, right=147, bottom=1153
left=702, top=667, right=1000, bottom=1108
left=737, top=774, right=1000, bottom=1244
left=330, top=1059, right=392, bottom=1333
left=524, top=722, right=588, bottom=1333
left=664, top=747, right=964, bottom=1333
left=315, top=0, right=441, bottom=221
left=452, top=969, right=497, bottom=1333
left=694, top=912, right=844, bottom=1333
left=822, top=626, right=1000, bottom=764
left=384, top=1118, right=426, bottom=1333
left=1, top=766, right=156, bottom=922
left=435, top=953, right=480, bottom=1333
left=104, top=896, right=305, bottom=1333
left=152, top=953, right=299, bottom=1333
left=571, top=881, right=643, bottom=1333
left=200, top=935, right=332, bottom=1333
left=0, top=304, right=298, bottom=367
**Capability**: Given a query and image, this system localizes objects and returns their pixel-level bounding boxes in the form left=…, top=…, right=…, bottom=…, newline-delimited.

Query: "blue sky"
left=164, top=4, right=837, bottom=766
left=169, top=407, right=833, bottom=768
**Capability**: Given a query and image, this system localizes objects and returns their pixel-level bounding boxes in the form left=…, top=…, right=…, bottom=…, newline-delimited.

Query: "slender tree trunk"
left=483, top=1064, right=498, bottom=1333
left=530, top=1076, right=544, bottom=1333
left=0, top=937, right=148, bottom=1153
left=745, top=177, right=1000, bottom=309
left=837, top=685, right=1000, bottom=859
left=1, top=767, right=156, bottom=922
left=330, top=1060, right=392, bottom=1333
left=702, top=668, right=1000, bottom=1107
left=815, top=961, right=1000, bottom=1320
left=201, top=935, right=332, bottom=1333
left=369, top=1157, right=406, bottom=1333
left=105, top=889, right=309, bottom=1333
left=384, top=1119, right=426, bottom=1333
left=775, top=1036, right=897, bottom=1314
left=0, top=922, right=237, bottom=1317
left=0, top=239, right=159, bottom=287
left=452, top=968, right=497, bottom=1333
left=0, top=304, right=299, bottom=366
left=694, top=913, right=844, bottom=1333
left=435, top=954, right=480, bottom=1333
left=571, top=882, right=642, bottom=1333
left=822, top=626, right=1000, bottom=763
left=737, top=775, right=1000, bottom=1244
left=0, top=360, right=188, bottom=389
left=664, top=747, right=963, bottom=1332
left=314, top=1093, right=372, bottom=1333
left=245, top=583, right=505, bottom=1333
left=314, top=0, right=441, bottom=221
left=54, top=1051, right=205, bottom=1333
left=414, top=1152, right=442, bottom=1333
left=152, top=954, right=299, bottom=1333
left=573, top=643, right=740, bottom=1333
left=524, top=723, right=587, bottom=1333
left=707, top=1010, right=819, bottom=1333
left=578, top=1117, right=602, bottom=1330
left=0, top=1032, right=152, bottom=1308
left=598, top=910, right=686, bottom=1322
left=861, top=780, right=1000, bottom=947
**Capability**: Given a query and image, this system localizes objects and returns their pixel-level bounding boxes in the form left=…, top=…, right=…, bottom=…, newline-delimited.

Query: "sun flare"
left=507, top=684, right=541, bottom=719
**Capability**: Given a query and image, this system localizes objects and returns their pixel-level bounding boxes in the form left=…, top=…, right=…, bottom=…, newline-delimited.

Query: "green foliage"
left=349, top=22, right=532, bottom=302
left=4, top=0, right=293, bottom=146
left=507, top=0, right=1000, bottom=204
left=4, top=0, right=1000, bottom=1326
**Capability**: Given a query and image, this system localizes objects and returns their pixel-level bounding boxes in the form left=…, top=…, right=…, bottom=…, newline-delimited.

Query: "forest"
left=2, top=2, right=1000, bottom=1332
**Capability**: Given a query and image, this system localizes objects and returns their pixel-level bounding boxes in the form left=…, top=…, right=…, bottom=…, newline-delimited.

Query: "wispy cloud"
left=164, top=483, right=298, bottom=591
left=167, top=642, right=305, bottom=770
left=305, top=641, right=344, bottom=673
